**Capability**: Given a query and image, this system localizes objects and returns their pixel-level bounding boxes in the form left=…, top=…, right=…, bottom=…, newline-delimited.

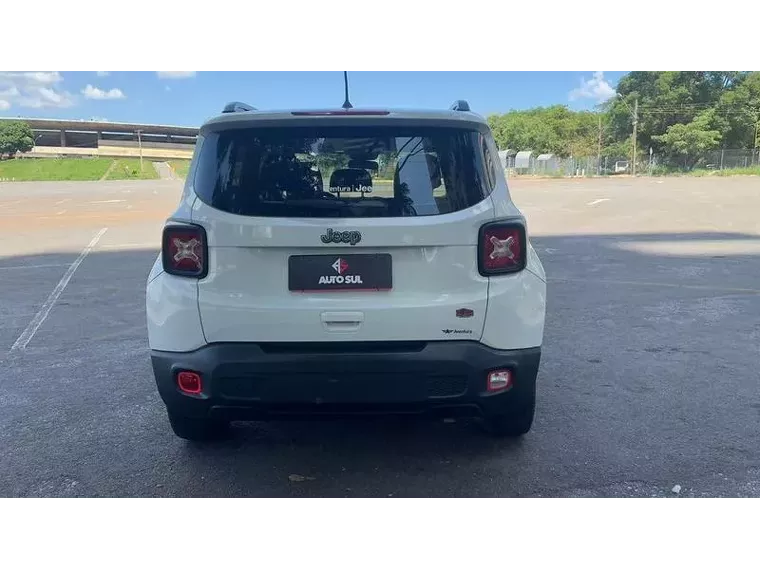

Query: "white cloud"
left=38, top=88, right=65, bottom=105
left=89, top=116, right=108, bottom=122
left=569, top=71, right=616, bottom=103
left=18, top=71, right=63, bottom=85
left=156, top=63, right=196, bottom=79
left=96, top=71, right=110, bottom=77
left=82, top=84, right=126, bottom=100
left=0, top=99, right=10, bottom=111
left=0, top=71, right=74, bottom=109
left=0, top=86, right=20, bottom=98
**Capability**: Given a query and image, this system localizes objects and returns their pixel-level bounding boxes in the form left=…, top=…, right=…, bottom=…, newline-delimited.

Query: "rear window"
left=192, top=125, right=492, bottom=218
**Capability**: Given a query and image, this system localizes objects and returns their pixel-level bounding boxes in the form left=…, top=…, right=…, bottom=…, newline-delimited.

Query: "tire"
left=480, top=388, right=536, bottom=438
left=168, top=412, right=230, bottom=442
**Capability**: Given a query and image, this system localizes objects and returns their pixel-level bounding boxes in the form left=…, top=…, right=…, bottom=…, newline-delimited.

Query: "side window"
left=481, top=134, right=497, bottom=191
left=187, top=134, right=205, bottom=185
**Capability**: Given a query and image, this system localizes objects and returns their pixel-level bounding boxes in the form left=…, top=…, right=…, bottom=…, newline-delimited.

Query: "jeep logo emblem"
left=320, top=228, right=362, bottom=246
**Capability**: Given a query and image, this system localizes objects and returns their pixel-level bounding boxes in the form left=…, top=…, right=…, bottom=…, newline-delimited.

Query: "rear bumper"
left=151, top=341, right=541, bottom=420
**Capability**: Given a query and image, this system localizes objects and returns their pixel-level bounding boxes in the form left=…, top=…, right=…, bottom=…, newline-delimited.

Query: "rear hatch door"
left=192, top=122, right=495, bottom=343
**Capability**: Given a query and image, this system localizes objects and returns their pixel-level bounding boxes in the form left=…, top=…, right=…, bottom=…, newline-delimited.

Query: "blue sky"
left=0, top=71, right=626, bottom=127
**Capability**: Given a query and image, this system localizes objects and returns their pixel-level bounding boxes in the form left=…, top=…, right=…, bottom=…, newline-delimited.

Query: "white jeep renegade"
left=146, top=100, right=547, bottom=441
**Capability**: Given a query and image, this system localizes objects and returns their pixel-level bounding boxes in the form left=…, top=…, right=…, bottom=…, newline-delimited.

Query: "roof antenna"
left=342, top=71, right=353, bottom=110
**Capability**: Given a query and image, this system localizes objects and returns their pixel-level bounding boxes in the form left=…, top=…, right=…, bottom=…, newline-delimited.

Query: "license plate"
left=288, top=254, right=392, bottom=292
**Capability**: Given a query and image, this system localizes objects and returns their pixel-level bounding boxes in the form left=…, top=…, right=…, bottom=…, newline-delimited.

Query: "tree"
left=712, top=71, right=760, bottom=149
left=487, top=70, right=756, bottom=171
left=610, top=72, right=714, bottom=155
left=487, top=105, right=599, bottom=158
left=0, top=121, right=34, bottom=159
left=653, top=110, right=722, bottom=169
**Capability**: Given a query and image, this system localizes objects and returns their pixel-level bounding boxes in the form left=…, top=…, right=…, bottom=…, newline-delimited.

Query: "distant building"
left=0, top=117, right=198, bottom=160
left=497, top=149, right=516, bottom=170
left=514, top=150, right=533, bottom=173
left=536, top=153, right=560, bottom=174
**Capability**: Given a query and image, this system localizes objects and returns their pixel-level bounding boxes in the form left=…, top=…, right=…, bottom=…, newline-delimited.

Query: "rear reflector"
left=487, top=369, right=513, bottom=392
left=478, top=221, right=527, bottom=276
left=162, top=224, right=208, bottom=278
left=177, top=371, right=202, bottom=394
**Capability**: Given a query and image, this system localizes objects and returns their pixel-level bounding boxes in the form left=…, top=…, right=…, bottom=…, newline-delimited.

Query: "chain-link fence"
left=688, top=149, right=759, bottom=170
left=502, top=148, right=760, bottom=177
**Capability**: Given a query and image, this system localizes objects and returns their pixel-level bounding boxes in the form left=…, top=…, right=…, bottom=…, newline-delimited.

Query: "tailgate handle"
left=321, top=312, right=364, bottom=331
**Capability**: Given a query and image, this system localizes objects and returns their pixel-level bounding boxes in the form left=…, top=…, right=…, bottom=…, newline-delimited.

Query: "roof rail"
left=222, top=101, right=257, bottom=114
left=449, top=100, right=471, bottom=112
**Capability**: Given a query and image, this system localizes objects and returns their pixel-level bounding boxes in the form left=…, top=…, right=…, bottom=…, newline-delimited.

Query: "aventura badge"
left=320, top=228, right=362, bottom=246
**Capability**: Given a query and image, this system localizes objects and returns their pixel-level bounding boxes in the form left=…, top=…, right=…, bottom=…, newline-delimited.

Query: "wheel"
left=480, top=390, right=536, bottom=438
left=168, top=411, right=230, bottom=442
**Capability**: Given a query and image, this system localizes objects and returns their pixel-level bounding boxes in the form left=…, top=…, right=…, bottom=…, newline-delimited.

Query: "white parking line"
left=587, top=198, right=610, bottom=206
left=10, top=227, right=108, bottom=352
left=55, top=198, right=72, bottom=206
left=56, top=210, right=67, bottom=215
left=90, top=199, right=126, bottom=204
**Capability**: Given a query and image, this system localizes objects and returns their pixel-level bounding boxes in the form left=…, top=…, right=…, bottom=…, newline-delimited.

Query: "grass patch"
left=0, top=157, right=113, bottom=181
left=168, top=160, right=191, bottom=179
left=688, top=166, right=760, bottom=177
left=106, top=159, right=159, bottom=180
left=649, top=165, right=760, bottom=177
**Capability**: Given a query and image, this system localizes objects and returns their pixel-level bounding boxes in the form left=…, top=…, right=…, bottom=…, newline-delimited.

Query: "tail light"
left=478, top=220, right=527, bottom=276
left=162, top=224, right=208, bottom=278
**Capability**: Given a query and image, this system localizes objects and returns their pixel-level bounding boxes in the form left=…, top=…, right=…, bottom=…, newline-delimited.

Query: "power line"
left=642, top=110, right=754, bottom=115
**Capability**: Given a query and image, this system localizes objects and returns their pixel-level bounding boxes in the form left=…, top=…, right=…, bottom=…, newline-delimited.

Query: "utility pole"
left=137, top=129, right=144, bottom=172
left=632, top=97, right=638, bottom=177
left=617, top=93, right=639, bottom=176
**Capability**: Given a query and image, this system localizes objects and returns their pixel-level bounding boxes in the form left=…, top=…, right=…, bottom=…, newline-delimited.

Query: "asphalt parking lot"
left=1, top=175, right=759, bottom=497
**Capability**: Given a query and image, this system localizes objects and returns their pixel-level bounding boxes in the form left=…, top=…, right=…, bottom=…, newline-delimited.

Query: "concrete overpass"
left=1, top=117, right=199, bottom=160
